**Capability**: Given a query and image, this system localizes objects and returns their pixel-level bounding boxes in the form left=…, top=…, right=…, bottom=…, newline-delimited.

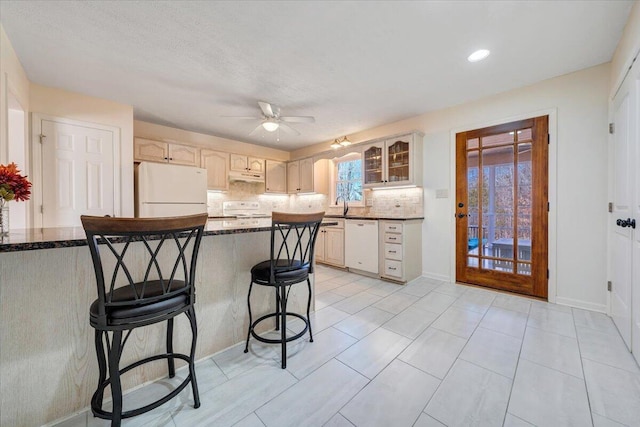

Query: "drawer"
left=384, top=243, right=403, bottom=261
left=323, top=218, right=344, bottom=229
left=384, top=233, right=403, bottom=244
left=384, top=259, right=403, bottom=278
left=384, top=222, right=403, bottom=233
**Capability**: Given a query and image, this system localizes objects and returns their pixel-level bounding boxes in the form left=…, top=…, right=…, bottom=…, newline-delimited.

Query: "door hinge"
left=39, top=134, right=46, bottom=144
left=547, top=134, right=550, bottom=144
left=547, top=202, right=550, bottom=212
left=608, top=202, right=613, bottom=213
left=607, top=280, right=612, bottom=292
left=40, top=205, right=43, bottom=214
left=609, top=123, right=615, bottom=134
left=547, top=269, right=550, bottom=279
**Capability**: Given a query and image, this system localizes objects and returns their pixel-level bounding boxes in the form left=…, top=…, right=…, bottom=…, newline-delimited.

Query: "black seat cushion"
left=90, top=280, right=189, bottom=324
left=251, top=259, right=310, bottom=284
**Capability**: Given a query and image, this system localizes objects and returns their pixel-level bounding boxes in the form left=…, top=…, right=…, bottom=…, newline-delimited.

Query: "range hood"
left=229, top=170, right=265, bottom=183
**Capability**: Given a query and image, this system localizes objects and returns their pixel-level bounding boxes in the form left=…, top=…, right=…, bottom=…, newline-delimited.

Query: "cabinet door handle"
left=389, top=250, right=396, bottom=253
left=388, top=267, right=396, bottom=270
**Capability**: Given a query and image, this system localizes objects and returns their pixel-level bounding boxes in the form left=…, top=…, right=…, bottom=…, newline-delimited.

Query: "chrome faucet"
left=335, top=196, right=349, bottom=217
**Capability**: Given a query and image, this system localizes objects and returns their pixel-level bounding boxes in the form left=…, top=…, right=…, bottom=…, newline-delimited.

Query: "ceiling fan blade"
left=278, top=122, right=300, bottom=136
left=258, top=101, right=274, bottom=117
left=249, top=124, right=263, bottom=135
left=221, top=116, right=261, bottom=119
left=280, top=116, right=315, bottom=123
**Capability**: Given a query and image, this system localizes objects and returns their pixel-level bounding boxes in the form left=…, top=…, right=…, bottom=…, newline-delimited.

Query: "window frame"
left=331, top=152, right=364, bottom=207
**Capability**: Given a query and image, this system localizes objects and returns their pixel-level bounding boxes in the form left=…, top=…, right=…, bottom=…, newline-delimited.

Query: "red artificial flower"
left=0, top=162, right=32, bottom=202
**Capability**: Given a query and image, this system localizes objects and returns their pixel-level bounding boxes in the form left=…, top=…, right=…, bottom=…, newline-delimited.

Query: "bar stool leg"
left=280, top=282, right=287, bottom=369
left=186, top=307, right=201, bottom=408
left=109, top=330, right=123, bottom=427
left=167, top=318, right=175, bottom=378
left=93, top=330, right=107, bottom=410
left=275, top=289, right=281, bottom=331
left=306, top=278, right=314, bottom=343
left=244, top=282, right=254, bottom=353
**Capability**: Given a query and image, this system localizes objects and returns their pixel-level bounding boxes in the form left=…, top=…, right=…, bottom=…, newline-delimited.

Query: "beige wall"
left=0, top=25, right=30, bottom=165
left=30, top=83, right=135, bottom=217
left=135, top=120, right=290, bottom=161
left=293, top=63, right=611, bottom=312
left=611, top=0, right=640, bottom=94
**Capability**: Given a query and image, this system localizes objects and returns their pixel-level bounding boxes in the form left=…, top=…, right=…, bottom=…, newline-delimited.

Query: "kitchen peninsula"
left=0, top=218, right=335, bottom=427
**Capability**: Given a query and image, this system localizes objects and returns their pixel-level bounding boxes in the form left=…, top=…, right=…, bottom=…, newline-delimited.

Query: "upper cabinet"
left=287, top=157, right=314, bottom=193
left=230, top=154, right=265, bottom=174
left=265, top=160, right=287, bottom=193
left=201, top=149, right=229, bottom=191
left=362, top=133, right=422, bottom=188
left=134, top=138, right=200, bottom=166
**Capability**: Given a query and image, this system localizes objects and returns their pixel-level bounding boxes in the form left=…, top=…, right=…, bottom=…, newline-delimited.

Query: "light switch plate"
left=436, top=189, right=449, bottom=199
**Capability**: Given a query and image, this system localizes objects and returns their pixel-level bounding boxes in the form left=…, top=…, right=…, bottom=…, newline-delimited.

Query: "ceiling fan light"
left=339, top=136, right=352, bottom=147
left=331, top=139, right=342, bottom=149
left=262, top=120, right=279, bottom=132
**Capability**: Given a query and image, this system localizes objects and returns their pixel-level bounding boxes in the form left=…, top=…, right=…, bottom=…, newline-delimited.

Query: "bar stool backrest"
left=81, top=214, right=208, bottom=327
left=270, top=212, right=325, bottom=283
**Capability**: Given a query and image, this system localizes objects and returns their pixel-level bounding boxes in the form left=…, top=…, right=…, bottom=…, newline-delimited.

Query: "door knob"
left=458, top=202, right=464, bottom=208
left=457, top=213, right=465, bottom=219
left=630, top=218, right=636, bottom=229
left=617, top=219, right=623, bottom=226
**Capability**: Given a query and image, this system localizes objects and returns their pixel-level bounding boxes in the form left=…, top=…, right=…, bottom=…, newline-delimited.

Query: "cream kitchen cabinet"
left=316, top=219, right=345, bottom=267
left=265, top=160, right=287, bottom=193
left=200, top=149, right=229, bottom=191
left=362, top=132, right=423, bottom=188
left=345, top=219, right=378, bottom=274
left=134, top=137, right=200, bottom=166
left=379, top=219, right=422, bottom=282
left=287, top=157, right=314, bottom=193
left=230, top=154, right=265, bottom=174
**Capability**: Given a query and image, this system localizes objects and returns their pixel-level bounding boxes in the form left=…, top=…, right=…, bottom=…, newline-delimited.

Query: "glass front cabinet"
left=362, top=133, right=423, bottom=188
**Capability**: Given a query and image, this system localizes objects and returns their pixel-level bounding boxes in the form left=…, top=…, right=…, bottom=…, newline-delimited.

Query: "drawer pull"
left=389, top=267, right=396, bottom=270
left=389, top=250, right=396, bottom=253
left=357, top=224, right=364, bottom=227
left=389, top=226, right=397, bottom=230
left=389, top=237, right=397, bottom=240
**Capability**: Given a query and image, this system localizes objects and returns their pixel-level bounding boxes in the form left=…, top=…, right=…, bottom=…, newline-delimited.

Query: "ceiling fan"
left=224, top=101, right=315, bottom=136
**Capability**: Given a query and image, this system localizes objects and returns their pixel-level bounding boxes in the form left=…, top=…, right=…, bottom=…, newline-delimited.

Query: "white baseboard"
left=422, top=271, right=451, bottom=282
left=555, top=296, right=607, bottom=313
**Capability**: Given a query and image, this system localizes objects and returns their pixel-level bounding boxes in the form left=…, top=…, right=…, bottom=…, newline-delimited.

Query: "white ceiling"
left=0, top=1, right=633, bottom=151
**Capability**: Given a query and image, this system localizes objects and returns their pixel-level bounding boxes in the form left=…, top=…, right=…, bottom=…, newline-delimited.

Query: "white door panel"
left=631, top=63, right=640, bottom=362
left=611, top=55, right=639, bottom=364
left=41, top=120, right=115, bottom=227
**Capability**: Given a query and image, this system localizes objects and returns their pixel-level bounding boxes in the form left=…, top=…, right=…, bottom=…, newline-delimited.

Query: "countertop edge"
left=0, top=221, right=339, bottom=253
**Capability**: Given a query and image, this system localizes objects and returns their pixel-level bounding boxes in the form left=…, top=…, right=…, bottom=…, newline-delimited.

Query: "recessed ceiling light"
left=467, top=49, right=490, bottom=62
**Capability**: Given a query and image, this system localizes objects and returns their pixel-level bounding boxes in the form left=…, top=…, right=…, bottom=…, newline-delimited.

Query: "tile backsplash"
left=208, top=182, right=423, bottom=218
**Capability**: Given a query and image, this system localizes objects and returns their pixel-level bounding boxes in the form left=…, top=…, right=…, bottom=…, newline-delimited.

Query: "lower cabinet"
left=379, top=220, right=422, bottom=282
left=345, top=219, right=379, bottom=274
left=316, top=219, right=344, bottom=267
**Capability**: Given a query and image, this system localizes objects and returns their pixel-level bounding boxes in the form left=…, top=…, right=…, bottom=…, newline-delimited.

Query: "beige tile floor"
left=56, top=265, right=640, bottom=427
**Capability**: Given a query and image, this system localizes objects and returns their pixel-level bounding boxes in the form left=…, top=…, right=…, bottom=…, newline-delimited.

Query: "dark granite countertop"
left=0, top=218, right=338, bottom=253
left=324, top=214, right=425, bottom=221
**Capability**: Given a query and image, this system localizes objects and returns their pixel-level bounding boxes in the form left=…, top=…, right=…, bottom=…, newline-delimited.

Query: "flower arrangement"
left=0, top=162, right=32, bottom=205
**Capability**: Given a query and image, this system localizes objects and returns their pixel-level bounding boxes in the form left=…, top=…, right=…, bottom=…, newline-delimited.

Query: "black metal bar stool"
left=81, top=213, right=207, bottom=426
left=244, top=211, right=324, bottom=369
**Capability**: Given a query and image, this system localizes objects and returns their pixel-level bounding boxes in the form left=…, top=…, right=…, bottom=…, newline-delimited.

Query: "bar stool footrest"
left=249, top=312, right=309, bottom=344
left=90, top=353, right=197, bottom=420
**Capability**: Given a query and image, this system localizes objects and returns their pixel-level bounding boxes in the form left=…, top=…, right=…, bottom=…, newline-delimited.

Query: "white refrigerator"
left=135, top=162, right=208, bottom=217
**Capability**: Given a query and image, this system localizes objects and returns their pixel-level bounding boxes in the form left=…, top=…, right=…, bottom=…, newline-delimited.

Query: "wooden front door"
left=456, top=116, right=549, bottom=298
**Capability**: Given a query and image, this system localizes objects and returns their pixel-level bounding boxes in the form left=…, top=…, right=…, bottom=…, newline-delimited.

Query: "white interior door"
left=629, top=61, right=640, bottom=362
left=610, top=58, right=639, bottom=357
left=41, top=119, right=115, bottom=227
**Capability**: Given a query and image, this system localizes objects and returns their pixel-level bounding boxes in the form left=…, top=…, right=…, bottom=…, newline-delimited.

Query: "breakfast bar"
left=0, top=219, right=335, bottom=427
